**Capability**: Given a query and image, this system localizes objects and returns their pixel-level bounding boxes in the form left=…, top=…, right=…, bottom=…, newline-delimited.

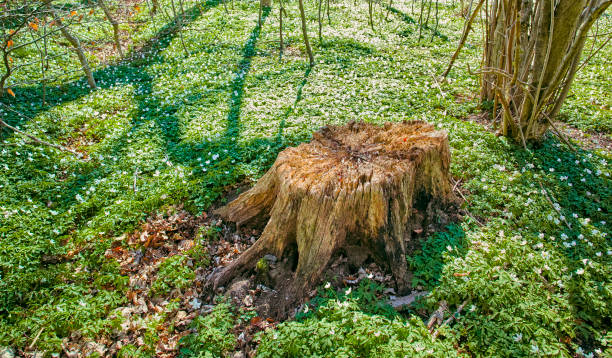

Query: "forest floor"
left=0, top=0, right=610, bottom=357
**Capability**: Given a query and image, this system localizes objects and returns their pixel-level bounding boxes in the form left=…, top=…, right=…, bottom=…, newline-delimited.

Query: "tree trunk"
left=260, top=0, right=271, bottom=25
left=211, top=121, right=456, bottom=315
left=318, top=0, right=323, bottom=42
left=170, top=0, right=189, bottom=56
left=480, top=0, right=611, bottom=143
left=279, top=0, right=285, bottom=58
left=298, top=0, right=315, bottom=66
left=368, top=0, right=374, bottom=31
left=442, top=0, right=485, bottom=77
left=53, top=12, right=97, bottom=89
left=418, top=0, right=425, bottom=40
left=98, top=0, right=123, bottom=57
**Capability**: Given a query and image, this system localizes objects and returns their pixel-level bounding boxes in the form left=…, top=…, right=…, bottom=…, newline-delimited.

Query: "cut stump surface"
left=212, top=121, right=455, bottom=315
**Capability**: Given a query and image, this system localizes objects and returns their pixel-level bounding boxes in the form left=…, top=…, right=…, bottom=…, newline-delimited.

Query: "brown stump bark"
left=212, top=121, right=455, bottom=312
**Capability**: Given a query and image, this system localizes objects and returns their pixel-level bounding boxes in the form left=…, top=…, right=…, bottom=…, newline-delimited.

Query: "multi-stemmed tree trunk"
left=481, top=0, right=611, bottom=143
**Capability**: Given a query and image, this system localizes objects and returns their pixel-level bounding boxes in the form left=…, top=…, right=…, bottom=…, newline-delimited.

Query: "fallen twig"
left=541, top=112, right=577, bottom=152
left=452, top=177, right=462, bottom=191
left=451, top=177, right=483, bottom=226
left=133, top=169, right=139, bottom=192
left=429, top=70, right=446, bottom=97
left=451, top=178, right=469, bottom=202
left=28, top=326, right=44, bottom=350
left=465, top=210, right=484, bottom=226
left=1, top=118, right=84, bottom=159
left=432, top=299, right=469, bottom=339
left=427, top=300, right=448, bottom=332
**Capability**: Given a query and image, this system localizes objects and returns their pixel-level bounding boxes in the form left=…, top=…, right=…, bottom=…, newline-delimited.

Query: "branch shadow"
left=1, top=8, right=328, bottom=337
left=64, top=5, right=277, bottom=210
left=275, top=66, right=312, bottom=141
left=0, top=0, right=222, bottom=139
left=225, top=7, right=271, bottom=142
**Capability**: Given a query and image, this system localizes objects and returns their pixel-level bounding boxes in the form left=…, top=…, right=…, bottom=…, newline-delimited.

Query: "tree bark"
left=279, top=0, right=285, bottom=58
left=298, top=0, right=315, bottom=66
left=442, top=0, right=485, bottom=77
left=479, top=0, right=611, bottom=142
left=53, top=11, right=97, bottom=89
left=260, top=0, right=271, bottom=25
left=98, top=0, right=123, bottom=57
left=318, top=0, right=323, bottom=42
left=211, top=121, right=456, bottom=315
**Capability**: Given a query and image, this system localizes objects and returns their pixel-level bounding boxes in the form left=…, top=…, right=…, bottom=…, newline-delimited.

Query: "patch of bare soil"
left=554, top=121, right=611, bottom=152
left=85, top=0, right=146, bottom=64
left=57, top=204, right=276, bottom=357
left=60, top=206, right=206, bottom=356
left=465, top=112, right=494, bottom=130
left=453, top=92, right=476, bottom=105
left=86, top=28, right=133, bottom=64
left=220, top=251, right=397, bottom=315
left=464, top=112, right=611, bottom=153
left=62, top=123, right=100, bottom=158
left=282, top=45, right=303, bottom=58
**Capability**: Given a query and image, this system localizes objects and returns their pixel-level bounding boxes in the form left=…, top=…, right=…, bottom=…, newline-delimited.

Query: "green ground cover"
left=0, top=0, right=610, bottom=356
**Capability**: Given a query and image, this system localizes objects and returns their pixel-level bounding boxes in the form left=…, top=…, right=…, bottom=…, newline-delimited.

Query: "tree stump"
left=212, top=121, right=455, bottom=311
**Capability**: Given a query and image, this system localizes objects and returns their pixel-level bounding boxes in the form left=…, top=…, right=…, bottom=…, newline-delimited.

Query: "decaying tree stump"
left=212, top=121, right=455, bottom=311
